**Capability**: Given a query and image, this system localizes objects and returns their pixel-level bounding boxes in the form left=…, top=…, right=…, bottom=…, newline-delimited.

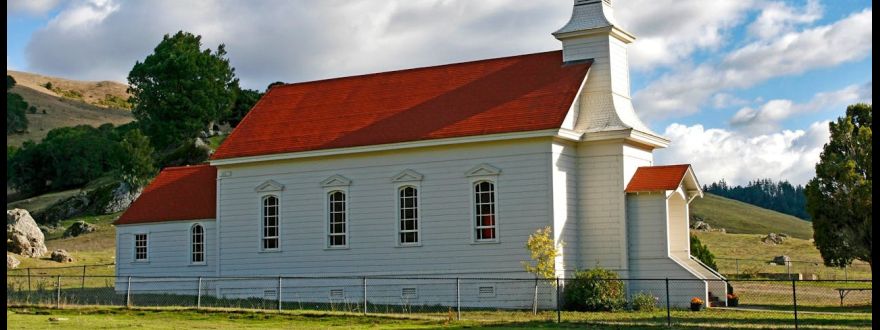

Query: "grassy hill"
left=691, top=193, right=813, bottom=239
left=6, top=70, right=134, bottom=147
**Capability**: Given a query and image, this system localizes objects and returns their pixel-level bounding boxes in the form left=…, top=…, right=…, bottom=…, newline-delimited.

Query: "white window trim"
left=395, top=183, right=422, bottom=247
left=469, top=175, right=500, bottom=244
left=190, top=223, right=207, bottom=265
left=259, top=194, right=282, bottom=252
left=133, top=232, right=149, bottom=263
left=324, top=187, right=350, bottom=249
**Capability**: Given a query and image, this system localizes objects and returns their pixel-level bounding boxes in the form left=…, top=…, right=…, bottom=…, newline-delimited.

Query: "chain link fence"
left=7, top=274, right=871, bottom=327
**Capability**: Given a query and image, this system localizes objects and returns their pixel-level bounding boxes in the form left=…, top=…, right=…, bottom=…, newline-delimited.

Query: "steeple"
left=553, top=0, right=667, bottom=147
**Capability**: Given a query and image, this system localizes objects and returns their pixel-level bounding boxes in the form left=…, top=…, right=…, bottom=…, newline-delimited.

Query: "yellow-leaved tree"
left=522, top=226, right=563, bottom=281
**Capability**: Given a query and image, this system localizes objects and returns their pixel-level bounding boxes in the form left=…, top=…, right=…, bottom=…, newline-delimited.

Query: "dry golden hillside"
left=6, top=71, right=134, bottom=146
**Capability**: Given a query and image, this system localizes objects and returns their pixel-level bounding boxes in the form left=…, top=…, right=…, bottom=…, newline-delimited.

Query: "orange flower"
left=690, top=297, right=704, bottom=304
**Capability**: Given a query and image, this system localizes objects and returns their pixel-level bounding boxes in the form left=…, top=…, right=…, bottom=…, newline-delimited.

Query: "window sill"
left=395, top=243, right=422, bottom=248
left=132, top=260, right=150, bottom=264
left=189, top=263, right=208, bottom=267
left=324, top=246, right=350, bottom=250
left=470, top=240, right=500, bottom=245
left=258, top=249, right=282, bottom=253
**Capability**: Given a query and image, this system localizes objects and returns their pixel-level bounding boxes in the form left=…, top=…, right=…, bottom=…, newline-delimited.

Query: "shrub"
left=43, top=81, right=53, bottom=90
left=564, top=266, right=626, bottom=311
left=690, top=234, right=718, bottom=271
left=631, top=292, right=657, bottom=312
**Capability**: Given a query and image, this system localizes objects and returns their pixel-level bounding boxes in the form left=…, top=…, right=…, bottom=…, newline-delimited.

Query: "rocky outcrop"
left=33, top=193, right=91, bottom=225
left=691, top=221, right=711, bottom=231
left=7, top=209, right=48, bottom=257
left=51, top=249, right=74, bottom=263
left=772, top=255, right=791, bottom=266
left=63, top=221, right=97, bottom=238
left=7, top=254, right=20, bottom=269
left=762, top=233, right=786, bottom=245
left=101, top=182, right=143, bottom=214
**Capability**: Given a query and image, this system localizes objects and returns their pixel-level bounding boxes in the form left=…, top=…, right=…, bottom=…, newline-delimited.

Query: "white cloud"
left=633, top=8, right=873, bottom=122
left=23, top=0, right=572, bottom=89
left=747, top=0, right=822, bottom=39
left=655, top=121, right=831, bottom=186
left=711, top=93, right=749, bottom=109
left=730, top=82, right=872, bottom=134
left=46, top=0, right=118, bottom=31
left=614, top=0, right=753, bottom=70
left=7, top=0, right=63, bottom=16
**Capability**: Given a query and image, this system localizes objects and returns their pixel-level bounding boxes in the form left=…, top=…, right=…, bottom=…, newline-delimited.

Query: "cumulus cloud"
left=747, top=0, right=822, bottom=39
left=730, top=82, right=873, bottom=134
left=633, top=8, right=873, bottom=122
left=24, top=0, right=573, bottom=89
left=614, top=0, right=753, bottom=70
left=655, top=121, right=831, bottom=186
left=7, top=0, right=63, bottom=16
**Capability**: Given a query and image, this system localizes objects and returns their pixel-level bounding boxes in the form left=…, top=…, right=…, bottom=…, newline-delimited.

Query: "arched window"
left=474, top=181, right=496, bottom=241
left=262, top=195, right=280, bottom=250
left=398, top=186, right=419, bottom=245
left=191, top=224, right=205, bottom=264
left=328, top=191, right=347, bottom=247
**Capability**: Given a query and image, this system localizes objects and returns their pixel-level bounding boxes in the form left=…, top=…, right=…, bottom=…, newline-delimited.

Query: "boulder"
left=762, top=233, right=785, bottom=245
left=691, top=221, right=711, bottom=231
left=772, top=255, right=791, bottom=266
left=51, top=249, right=74, bottom=263
left=7, top=254, right=20, bottom=269
left=102, top=182, right=143, bottom=214
left=6, top=209, right=48, bottom=257
left=63, top=221, right=97, bottom=238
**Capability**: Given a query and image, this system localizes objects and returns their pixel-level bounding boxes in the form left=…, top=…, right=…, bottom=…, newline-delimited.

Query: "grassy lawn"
left=6, top=306, right=872, bottom=329
left=691, top=194, right=813, bottom=239
left=696, top=232, right=872, bottom=280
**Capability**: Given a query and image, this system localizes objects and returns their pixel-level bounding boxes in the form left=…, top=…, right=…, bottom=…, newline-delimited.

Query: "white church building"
left=115, top=0, right=726, bottom=308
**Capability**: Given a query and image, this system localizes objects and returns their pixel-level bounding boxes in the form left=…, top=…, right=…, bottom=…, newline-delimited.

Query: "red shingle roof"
left=211, top=51, right=590, bottom=160
left=625, top=164, right=692, bottom=192
left=115, top=165, right=216, bottom=225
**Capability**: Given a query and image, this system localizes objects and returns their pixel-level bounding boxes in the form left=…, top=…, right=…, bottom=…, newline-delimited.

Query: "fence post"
left=126, top=276, right=131, bottom=308
left=665, top=278, right=671, bottom=328
left=27, top=268, right=32, bottom=292
left=363, top=276, right=368, bottom=315
left=197, top=277, right=202, bottom=309
left=792, top=278, right=798, bottom=329
left=81, top=265, right=87, bottom=290
left=555, top=277, right=561, bottom=323
left=455, top=277, right=461, bottom=320
left=533, top=277, right=539, bottom=315
left=56, top=275, right=61, bottom=309
left=278, top=276, right=282, bottom=312
left=787, top=260, right=791, bottom=279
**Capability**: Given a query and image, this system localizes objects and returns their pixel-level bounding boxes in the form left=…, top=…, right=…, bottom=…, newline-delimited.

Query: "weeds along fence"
left=715, top=257, right=873, bottom=280
left=6, top=275, right=872, bottom=327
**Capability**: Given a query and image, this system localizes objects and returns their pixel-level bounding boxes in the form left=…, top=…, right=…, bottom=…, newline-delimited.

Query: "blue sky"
left=6, top=0, right=872, bottom=185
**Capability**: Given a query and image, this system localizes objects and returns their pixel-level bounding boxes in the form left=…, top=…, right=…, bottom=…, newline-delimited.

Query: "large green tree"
left=128, top=31, right=239, bottom=149
left=805, top=103, right=872, bottom=272
left=7, top=75, right=29, bottom=134
left=223, top=87, right=263, bottom=127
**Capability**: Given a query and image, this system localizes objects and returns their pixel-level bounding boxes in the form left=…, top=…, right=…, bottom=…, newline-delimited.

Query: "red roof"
left=212, top=51, right=591, bottom=160
left=115, top=165, right=216, bottom=225
left=625, top=165, right=692, bottom=192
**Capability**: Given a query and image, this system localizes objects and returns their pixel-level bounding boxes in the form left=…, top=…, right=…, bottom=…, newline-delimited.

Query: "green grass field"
left=6, top=306, right=873, bottom=329
left=691, top=194, right=813, bottom=239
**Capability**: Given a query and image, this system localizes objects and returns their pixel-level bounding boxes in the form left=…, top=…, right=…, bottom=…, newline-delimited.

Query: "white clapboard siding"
left=115, top=220, right=217, bottom=290
left=214, top=138, right=556, bottom=277
left=551, top=141, right=580, bottom=278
